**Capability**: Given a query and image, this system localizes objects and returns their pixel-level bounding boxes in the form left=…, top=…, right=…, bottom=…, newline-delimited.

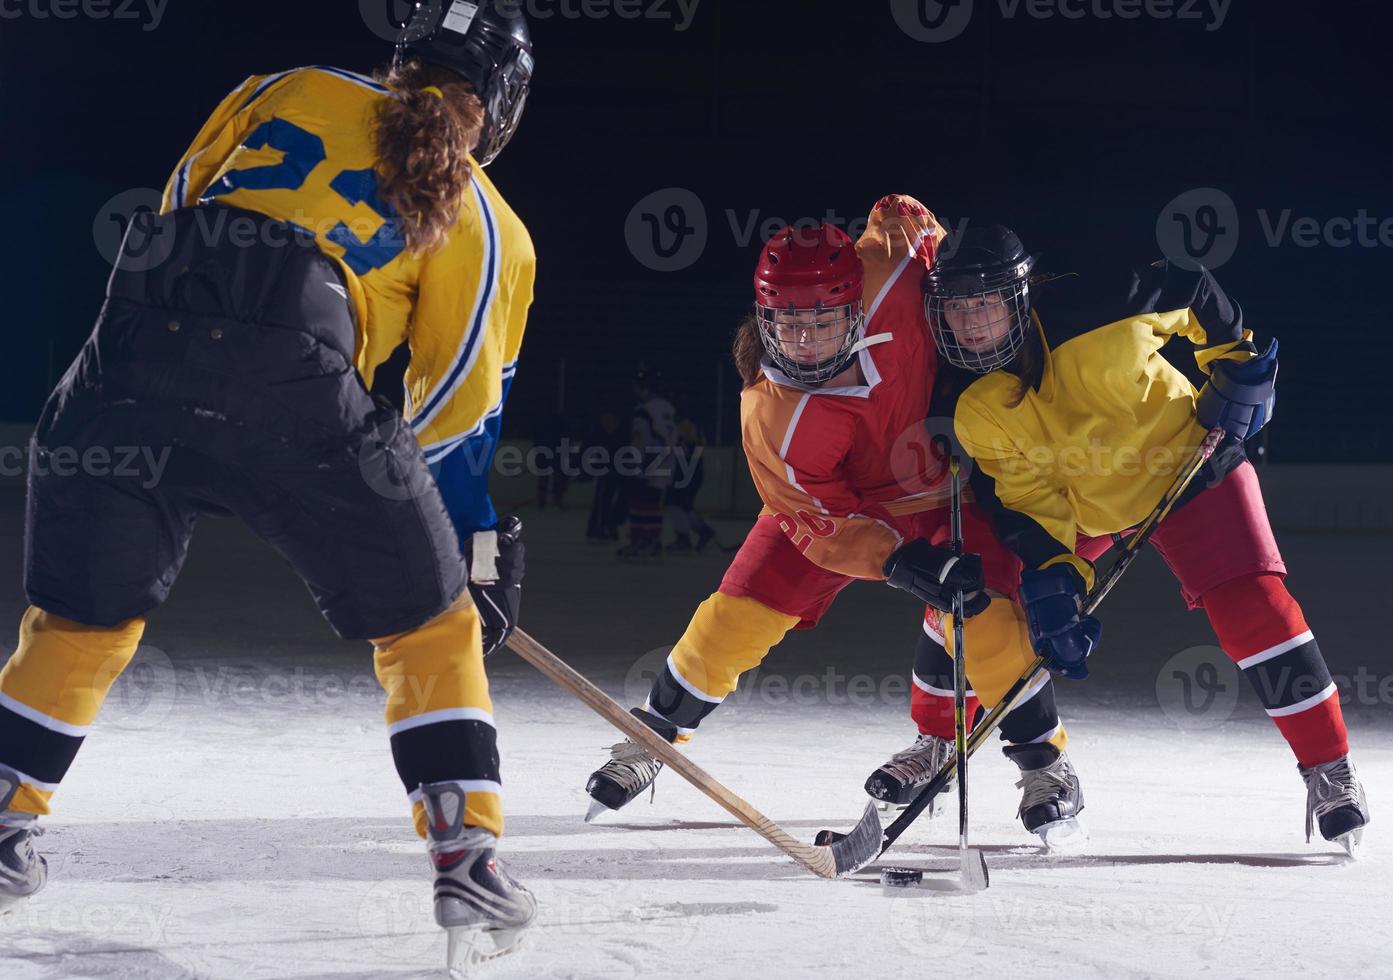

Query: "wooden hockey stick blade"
left=505, top=628, right=844, bottom=879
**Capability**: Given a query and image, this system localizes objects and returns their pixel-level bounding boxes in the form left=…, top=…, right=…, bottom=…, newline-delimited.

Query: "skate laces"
left=1017, top=755, right=1076, bottom=812
left=602, top=740, right=663, bottom=797
left=884, top=735, right=952, bottom=782
left=1302, top=757, right=1363, bottom=842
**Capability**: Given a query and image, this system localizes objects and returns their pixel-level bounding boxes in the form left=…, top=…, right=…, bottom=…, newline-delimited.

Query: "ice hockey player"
left=927, top=223, right=1370, bottom=854
left=0, top=0, right=538, bottom=963
left=617, top=366, right=678, bottom=562
left=585, top=197, right=1086, bottom=846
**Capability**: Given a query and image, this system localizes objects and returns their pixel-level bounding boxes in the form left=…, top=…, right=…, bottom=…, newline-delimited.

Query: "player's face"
left=770, top=308, right=852, bottom=365
left=943, top=292, right=1013, bottom=353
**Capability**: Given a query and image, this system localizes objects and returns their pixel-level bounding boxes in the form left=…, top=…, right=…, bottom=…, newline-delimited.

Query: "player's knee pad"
left=372, top=591, right=491, bottom=725
left=1201, top=572, right=1307, bottom=658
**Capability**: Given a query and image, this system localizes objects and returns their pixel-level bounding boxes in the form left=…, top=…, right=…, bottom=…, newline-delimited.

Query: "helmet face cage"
left=925, top=264, right=1033, bottom=374
left=755, top=300, right=866, bottom=384
left=475, top=47, right=532, bottom=166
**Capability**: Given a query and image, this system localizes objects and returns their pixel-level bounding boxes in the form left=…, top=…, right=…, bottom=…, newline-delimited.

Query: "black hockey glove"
left=883, top=538, right=989, bottom=619
left=467, top=515, right=525, bottom=657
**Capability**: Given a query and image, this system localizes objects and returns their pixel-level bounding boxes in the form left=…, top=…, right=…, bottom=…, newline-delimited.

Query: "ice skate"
left=421, top=782, right=536, bottom=976
left=667, top=533, right=694, bottom=555
left=1004, top=743, right=1087, bottom=850
left=584, top=709, right=677, bottom=822
left=0, top=769, right=48, bottom=915
left=864, top=733, right=956, bottom=812
left=1301, top=755, right=1370, bottom=858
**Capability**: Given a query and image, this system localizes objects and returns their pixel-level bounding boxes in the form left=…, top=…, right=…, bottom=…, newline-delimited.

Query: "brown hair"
left=1004, top=311, right=1046, bottom=406
left=733, top=314, right=765, bottom=388
left=374, top=60, right=486, bottom=256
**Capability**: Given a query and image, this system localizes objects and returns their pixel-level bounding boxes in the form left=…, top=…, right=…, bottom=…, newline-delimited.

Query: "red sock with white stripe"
left=1202, top=573, right=1349, bottom=769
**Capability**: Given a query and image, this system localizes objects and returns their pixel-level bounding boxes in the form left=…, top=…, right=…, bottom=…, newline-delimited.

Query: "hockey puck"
left=879, top=866, right=923, bottom=888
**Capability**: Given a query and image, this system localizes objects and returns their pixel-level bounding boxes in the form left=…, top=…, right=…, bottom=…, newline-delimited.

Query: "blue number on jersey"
left=201, top=118, right=406, bottom=273
left=327, top=169, right=409, bottom=276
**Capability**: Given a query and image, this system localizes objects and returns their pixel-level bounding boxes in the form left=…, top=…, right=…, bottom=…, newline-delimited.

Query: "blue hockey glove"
left=1019, top=563, right=1101, bottom=681
left=1196, top=338, right=1278, bottom=441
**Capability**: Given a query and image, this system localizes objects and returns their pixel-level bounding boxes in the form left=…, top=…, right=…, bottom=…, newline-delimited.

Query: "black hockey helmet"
left=394, top=1, right=534, bottom=166
left=925, top=224, right=1037, bottom=373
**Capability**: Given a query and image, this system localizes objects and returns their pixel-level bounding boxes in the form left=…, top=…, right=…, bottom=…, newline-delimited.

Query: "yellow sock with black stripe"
left=944, top=599, right=1068, bottom=752
left=372, top=592, right=503, bottom=840
left=645, top=592, right=799, bottom=742
left=0, top=606, right=146, bottom=816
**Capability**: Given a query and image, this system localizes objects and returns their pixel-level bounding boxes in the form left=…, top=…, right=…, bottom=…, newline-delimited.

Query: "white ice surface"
left=0, top=499, right=1389, bottom=979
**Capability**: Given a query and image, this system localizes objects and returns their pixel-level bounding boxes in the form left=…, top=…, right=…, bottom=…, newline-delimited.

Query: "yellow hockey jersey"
left=948, top=261, right=1256, bottom=586
left=161, top=65, right=534, bottom=534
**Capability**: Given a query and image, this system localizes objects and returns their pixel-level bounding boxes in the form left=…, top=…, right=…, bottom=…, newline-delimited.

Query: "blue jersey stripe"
left=412, top=179, right=500, bottom=430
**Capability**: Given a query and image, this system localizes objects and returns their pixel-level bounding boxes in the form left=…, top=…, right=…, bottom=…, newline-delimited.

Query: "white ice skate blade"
left=583, top=798, right=612, bottom=824
left=1036, top=816, right=1090, bottom=853
left=874, top=800, right=909, bottom=814
left=447, top=924, right=526, bottom=977
left=1336, top=827, right=1365, bottom=860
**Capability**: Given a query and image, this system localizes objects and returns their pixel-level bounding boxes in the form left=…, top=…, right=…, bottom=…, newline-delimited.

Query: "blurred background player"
left=0, top=2, right=539, bottom=960
left=585, top=200, right=1086, bottom=846
left=583, top=405, right=628, bottom=543
left=665, top=390, right=717, bottom=554
left=927, top=224, right=1370, bottom=852
left=617, top=365, right=677, bottom=561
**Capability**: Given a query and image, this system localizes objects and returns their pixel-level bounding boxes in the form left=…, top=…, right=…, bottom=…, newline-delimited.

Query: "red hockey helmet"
left=753, top=224, right=865, bottom=384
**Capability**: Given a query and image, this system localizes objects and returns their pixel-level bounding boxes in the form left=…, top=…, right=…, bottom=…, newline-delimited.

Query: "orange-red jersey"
left=741, top=195, right=949, bottom=580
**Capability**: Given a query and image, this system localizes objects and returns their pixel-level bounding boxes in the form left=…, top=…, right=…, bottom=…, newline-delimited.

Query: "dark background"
left=1, top=0, right=1389, bottom=458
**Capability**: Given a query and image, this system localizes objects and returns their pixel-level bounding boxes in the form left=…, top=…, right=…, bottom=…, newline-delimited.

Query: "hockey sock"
left=0, top=606, right=146, bottom=816
left=909, top=627, right=980, bottom=740
left=1202, top=573, right=1348, bottom=768
left=645, top=592, right=798, bottom=743
left=372, top=593, right=503, bottom=840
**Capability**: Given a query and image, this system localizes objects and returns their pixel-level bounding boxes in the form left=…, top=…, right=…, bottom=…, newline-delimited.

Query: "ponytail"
left=374, top=60, right=485, bottom=256
left=732, top=314, right=765, bottom=388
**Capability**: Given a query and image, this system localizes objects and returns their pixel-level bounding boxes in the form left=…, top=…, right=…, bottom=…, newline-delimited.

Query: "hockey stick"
left=505, top=628, right=882, bottom=879
left=817, top=426, right=1225, bottom=867
left=949, top=456, right=990, bottom=890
